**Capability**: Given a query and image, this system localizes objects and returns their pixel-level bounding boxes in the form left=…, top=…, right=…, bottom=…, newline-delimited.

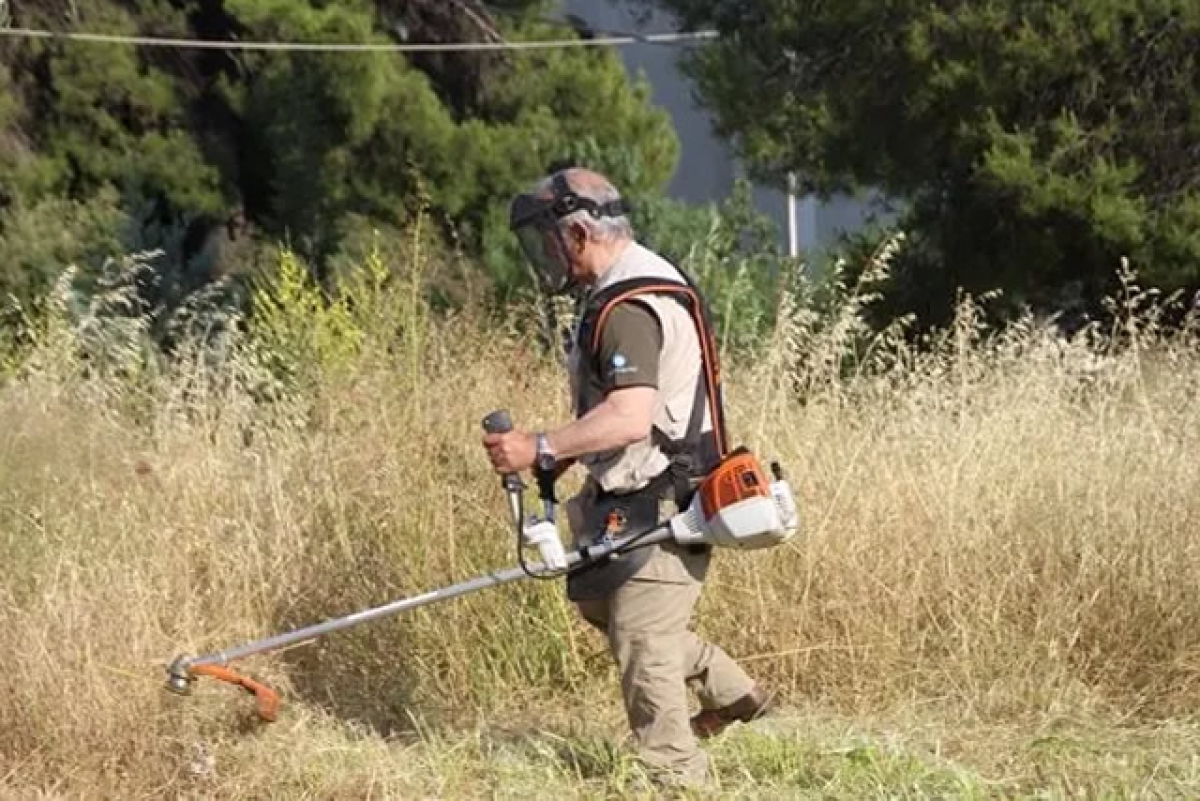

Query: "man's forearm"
left=545, top=390, right=654, bottom=461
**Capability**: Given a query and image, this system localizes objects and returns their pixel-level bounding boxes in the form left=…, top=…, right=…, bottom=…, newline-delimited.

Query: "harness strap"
left=650, top=367, right=714, bottom=504
left=579, top=270, right=729, bottom=496
left=588, top=280, right=729, bottom=460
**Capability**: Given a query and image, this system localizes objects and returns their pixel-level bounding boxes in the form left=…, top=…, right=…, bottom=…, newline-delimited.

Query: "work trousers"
left=575, top=542, right=757, bottom=785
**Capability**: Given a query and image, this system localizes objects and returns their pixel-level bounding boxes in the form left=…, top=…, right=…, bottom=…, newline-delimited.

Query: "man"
left=483, top=168, right=772, bottom=787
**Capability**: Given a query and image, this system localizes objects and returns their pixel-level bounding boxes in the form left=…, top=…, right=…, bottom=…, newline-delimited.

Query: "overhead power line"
left=0, top=26, right=718, bottom=52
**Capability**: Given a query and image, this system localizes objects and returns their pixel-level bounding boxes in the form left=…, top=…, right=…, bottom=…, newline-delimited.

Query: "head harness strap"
left=547, top=173, right=632, bottom=222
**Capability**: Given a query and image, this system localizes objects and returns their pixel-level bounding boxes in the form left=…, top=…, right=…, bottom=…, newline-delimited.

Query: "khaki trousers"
left=575, top=542, right=757, bottom=785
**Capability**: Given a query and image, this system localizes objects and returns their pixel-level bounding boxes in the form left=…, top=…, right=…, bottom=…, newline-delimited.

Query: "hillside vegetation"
left=1, top=243, right=1197, bottom=797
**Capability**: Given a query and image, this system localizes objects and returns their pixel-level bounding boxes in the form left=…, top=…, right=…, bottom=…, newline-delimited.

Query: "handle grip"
left=482, top=409, right=525, bottom=510
left=482, top=410, right=513, bottom=435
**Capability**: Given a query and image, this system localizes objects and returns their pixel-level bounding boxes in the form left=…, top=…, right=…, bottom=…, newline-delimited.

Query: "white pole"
left=786, top=172, right=799, bottom=258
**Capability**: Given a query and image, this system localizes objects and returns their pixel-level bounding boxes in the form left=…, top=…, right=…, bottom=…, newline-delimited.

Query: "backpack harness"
left=575, top=270, right=730, bottom=505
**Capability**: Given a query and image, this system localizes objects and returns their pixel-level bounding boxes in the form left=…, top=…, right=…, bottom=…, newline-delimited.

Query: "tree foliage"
left=647, top=0, right=1200, bottom=327
left=0, top=0, right=679, bottom=316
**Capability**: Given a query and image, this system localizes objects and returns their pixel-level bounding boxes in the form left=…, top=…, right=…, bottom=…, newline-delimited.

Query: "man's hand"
left=481, top=386, right=655, bottom=475
left=483, top=430, right=537, bottom=474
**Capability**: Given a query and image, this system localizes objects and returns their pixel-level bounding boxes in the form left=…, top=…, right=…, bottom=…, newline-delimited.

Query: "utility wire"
left=0, top=26, right=717, bottom=52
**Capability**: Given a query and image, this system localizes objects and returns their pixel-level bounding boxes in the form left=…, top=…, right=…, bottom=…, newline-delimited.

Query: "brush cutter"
left=163, top=410, right=801, bottom=720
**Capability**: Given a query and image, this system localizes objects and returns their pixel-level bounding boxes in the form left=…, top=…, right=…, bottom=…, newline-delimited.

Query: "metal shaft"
left=178, top=526, right=670, bottom=672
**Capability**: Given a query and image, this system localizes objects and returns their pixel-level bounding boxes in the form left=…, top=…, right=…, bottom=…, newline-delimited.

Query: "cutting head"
left=163, top=656, right=280, bottom=722
left=165, top=655, right=195, bottom=695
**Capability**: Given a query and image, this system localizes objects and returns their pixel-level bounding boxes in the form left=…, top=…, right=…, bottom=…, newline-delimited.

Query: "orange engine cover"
left=699, top=449, right=771, bottom=519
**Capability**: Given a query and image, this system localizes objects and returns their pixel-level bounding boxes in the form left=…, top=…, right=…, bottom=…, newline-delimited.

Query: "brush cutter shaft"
left=179, top=525, right=671, bottom=672
left=186, top=567, right=532, bottom=669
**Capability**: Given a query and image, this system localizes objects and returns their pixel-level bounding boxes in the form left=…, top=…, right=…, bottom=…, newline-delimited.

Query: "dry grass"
left=1, top=251, right=1198, bottom=797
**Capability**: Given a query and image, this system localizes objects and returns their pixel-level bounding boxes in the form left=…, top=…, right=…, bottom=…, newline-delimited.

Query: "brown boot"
left=690, top=686, right=776, bottom=739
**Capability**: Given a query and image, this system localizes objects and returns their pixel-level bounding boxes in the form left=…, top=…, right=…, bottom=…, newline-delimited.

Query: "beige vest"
left=568, top=243, right=712, bottom=494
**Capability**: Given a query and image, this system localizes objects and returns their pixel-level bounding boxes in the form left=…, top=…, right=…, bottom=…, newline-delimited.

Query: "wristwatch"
left=535, top=432, right=557, bottom=473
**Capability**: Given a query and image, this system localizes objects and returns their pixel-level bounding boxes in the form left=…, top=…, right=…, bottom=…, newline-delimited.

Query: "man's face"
left=559, top=222, right=595, bottom=285
left=516, top=217, right=595, bottom=292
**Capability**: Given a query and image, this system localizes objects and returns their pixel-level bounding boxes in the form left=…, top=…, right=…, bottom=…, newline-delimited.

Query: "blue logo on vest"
left=612, top=353, right=627, bottom=368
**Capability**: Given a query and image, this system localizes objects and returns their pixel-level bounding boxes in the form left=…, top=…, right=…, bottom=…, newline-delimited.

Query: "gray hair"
left=536, top=172, right=634, bottom=244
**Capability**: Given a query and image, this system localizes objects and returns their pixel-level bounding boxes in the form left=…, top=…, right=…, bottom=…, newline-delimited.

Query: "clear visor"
left=515, top=223, right=571, bottom=292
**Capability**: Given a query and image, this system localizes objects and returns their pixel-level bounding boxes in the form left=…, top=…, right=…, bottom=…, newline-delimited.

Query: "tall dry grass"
left=1, top=246, right=1197, bottom=796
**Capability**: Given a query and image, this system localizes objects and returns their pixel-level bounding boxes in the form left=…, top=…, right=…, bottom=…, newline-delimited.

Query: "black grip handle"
left=482, top=410, right=524, bottom=496
left=536, top=465, right=558, bottom=505
left=482, top=409, right=513, bottom=435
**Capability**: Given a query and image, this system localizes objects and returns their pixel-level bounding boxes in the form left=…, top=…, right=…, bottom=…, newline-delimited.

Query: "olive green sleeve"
left=595, top=301, right=663, bottom=391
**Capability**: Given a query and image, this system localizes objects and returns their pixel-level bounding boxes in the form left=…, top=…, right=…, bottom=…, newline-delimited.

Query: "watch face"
left=537, top=452, right=556, bottom=472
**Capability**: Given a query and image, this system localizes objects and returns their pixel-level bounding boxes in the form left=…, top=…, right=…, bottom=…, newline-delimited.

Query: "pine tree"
left=646, top=0, right=1200, bottom=326
left=0, top=0, right=679, bottom=313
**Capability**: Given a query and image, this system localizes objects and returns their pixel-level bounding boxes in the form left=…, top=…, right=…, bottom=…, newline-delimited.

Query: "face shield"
left=509, top=173, right=632, bottom=295
left=513, top=221, right=572, bottom=293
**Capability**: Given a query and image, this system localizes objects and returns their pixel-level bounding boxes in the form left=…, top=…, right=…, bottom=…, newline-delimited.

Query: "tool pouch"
left=565, top=484, right=661, bottom=602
